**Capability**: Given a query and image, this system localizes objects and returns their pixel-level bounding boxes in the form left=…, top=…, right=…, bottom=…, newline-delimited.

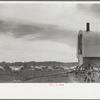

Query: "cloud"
left=76, top=4, right=100, bottom=18
left=0, top=19, right=77, bottom=47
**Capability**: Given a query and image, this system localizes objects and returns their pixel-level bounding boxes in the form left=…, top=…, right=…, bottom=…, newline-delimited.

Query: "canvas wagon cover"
left=82, top=31, right=100, bottom=57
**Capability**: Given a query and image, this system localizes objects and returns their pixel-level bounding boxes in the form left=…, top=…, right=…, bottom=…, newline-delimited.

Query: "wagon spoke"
left=84, top=76, right=91, bottom=83
left=86, top=74, right=93, bottom=83
left=81, top=75, right=87, bottom=81
left=84, top=76, right=87, bottom=82
left=77, top=62, right=100, bottom=83
left=92, top=72, right=100, bottom=78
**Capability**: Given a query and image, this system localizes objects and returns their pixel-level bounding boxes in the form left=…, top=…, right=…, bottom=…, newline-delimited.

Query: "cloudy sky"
left=0, top=2, right=100, bottom=62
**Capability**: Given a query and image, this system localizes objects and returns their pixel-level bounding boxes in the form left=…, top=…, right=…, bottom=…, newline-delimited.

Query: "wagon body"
left=77, top=23, right=100, bottom=66
left=76, top=23, right=100, bottom=82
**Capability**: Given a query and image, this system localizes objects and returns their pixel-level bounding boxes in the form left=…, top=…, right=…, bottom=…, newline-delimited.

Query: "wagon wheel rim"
left=77, top=62, right=100, bottom=83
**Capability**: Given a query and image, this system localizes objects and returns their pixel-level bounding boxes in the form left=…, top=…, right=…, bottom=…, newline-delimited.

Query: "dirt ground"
left=0, top=70, right=80, bottom=83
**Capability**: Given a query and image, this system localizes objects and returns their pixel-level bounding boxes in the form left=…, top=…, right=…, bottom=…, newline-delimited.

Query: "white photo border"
left=0, top=1, right=100, bottom=99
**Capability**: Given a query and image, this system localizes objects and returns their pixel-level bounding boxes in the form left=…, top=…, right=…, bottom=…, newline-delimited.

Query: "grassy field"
left=0, top=69, right=80, bottom=83
left=0, top=69, right=99, bottom=83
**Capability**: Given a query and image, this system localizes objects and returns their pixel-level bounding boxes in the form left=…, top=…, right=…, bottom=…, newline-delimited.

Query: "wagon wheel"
left=77, top=62, right=100, bottom=83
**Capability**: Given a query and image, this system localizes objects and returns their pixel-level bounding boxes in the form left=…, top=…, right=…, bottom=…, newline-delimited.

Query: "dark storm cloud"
left=76, top=4, right=100, bottom=17
left=0, top=19, right=77, bottom=47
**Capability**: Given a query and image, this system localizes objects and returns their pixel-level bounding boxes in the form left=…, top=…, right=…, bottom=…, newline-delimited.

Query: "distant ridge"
left=0, top=61, right=78, bottom=67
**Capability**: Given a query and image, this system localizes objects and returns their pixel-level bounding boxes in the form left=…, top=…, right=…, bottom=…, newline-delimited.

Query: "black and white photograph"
left=0, top=1, right=100, bottom=83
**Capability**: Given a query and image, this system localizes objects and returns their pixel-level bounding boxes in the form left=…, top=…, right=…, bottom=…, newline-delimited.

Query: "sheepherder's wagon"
left=76, top=23, right=100, bottom=83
